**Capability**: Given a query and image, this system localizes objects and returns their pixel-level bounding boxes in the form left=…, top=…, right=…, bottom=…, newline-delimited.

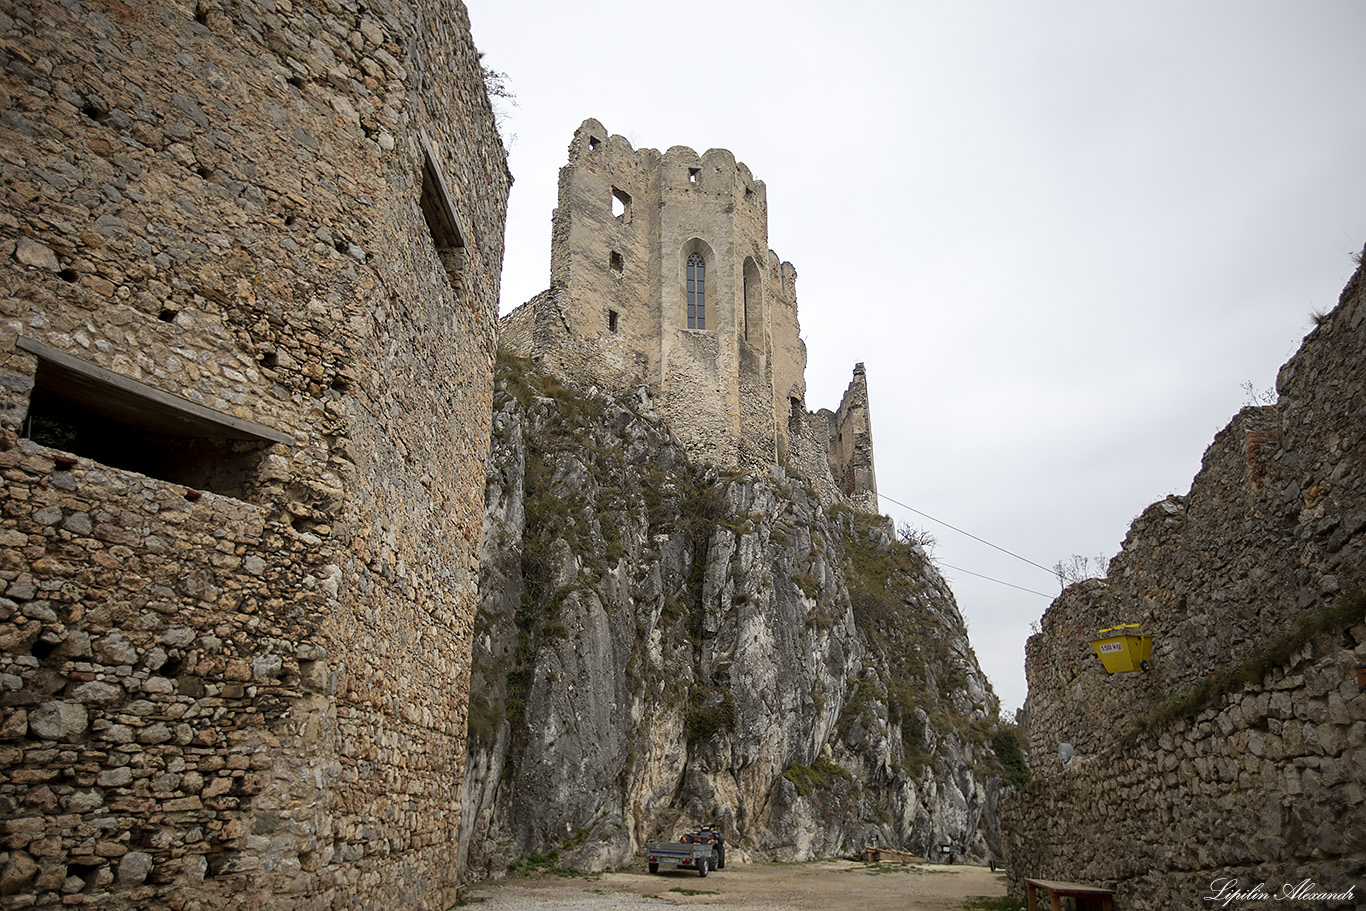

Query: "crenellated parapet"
left=503, top=119, right=876, bottom=509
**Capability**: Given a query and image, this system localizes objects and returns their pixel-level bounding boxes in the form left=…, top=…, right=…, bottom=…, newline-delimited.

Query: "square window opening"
left=611, top=187, right=631, bottom=222
left=588, top=135, right=601, bottom=151
left=688, top=168, right=700, bottom=184
left=18, top=339, right=288, bottom=502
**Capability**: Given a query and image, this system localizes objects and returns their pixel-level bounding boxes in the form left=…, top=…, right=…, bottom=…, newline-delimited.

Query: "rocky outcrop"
left=457, top=356, right=1007, bottom=879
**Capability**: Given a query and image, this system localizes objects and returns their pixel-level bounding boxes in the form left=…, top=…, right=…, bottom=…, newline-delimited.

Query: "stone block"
left=1326, top=692, right=1352, bottom=725
left=93, top=634, right=138, bottom=667
left=1297, top=698, right=1328, bottom=724
left=117, top=851, right=153, bottom=886
left=161, top=796, right=203, bottom=813
left=1269, top=691, right=1293, bottom=718
left=28, top=701, right=87, bottom=742
left=0, top=850, right=38, bottom=893
left=95, top=767, right=132, bottom=788
left=69, top=682, right=124, bottom=707
left=33, top=860, right=65, bottom=892
left=0, top=709, right=29, bottom=740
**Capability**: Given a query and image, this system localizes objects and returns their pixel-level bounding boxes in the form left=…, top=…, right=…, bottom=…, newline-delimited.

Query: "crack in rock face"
left=459, top=360, right=1006, bottom=879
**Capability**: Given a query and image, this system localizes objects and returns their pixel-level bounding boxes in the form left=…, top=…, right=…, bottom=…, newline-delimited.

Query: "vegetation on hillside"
left=471, top=350, right=1015, bottom=853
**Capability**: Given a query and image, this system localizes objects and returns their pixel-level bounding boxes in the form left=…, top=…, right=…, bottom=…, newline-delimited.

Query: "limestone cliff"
left=457, top=355, right=1008, bottom=879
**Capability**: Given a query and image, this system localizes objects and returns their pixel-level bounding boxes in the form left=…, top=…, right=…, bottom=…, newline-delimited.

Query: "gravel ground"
left=461, top=860, right=1007, bottom=911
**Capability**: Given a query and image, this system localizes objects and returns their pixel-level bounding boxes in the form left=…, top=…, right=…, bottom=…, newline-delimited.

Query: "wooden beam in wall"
left=17, top=337, right=292, bottom=445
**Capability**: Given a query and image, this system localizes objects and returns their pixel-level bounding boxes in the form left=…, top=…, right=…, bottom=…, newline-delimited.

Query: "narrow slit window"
left=688, top=168, right=699, bottom=184
left=686, top=253, right=706, bottom=330
left=609, top=250, right=624, bottom=273
left=418, top=130, right=469, bottom=294
left=608, top=310, right=619, bottom=333
left=742, top=258, right=760, bottom=343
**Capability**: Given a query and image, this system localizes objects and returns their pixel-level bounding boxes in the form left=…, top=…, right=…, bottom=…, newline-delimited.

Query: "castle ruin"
left=0, top=0, right=507, bottom=907
left=501, top=119, right=877, bottom=510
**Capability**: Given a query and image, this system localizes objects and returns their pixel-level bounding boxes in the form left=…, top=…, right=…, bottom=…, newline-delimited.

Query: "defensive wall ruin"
left=500, top=119, right=877, bottom=511
left=1002, top=254, right=1366, bottom=908
left=0, top=0, right=508, bottom=907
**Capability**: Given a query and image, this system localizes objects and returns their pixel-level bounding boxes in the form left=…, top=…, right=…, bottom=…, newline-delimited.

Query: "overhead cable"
left=877, top=492, right=1059, bottom=579
left=936, top=562, right=1055, bottom=599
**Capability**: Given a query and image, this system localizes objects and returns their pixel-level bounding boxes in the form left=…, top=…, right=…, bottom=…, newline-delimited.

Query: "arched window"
left=686, top=253, right=706, bottom=329
left=743, top=257, right=760, bottom=342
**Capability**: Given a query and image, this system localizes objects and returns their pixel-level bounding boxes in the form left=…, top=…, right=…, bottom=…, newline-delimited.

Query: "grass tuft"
left=962, top=897, right=1025, bottom=911
left=1133, top=589, right=1365, bottom=738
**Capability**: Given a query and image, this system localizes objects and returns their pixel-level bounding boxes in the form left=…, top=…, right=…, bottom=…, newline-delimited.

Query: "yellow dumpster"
left=1090, top=623, right=1152, bottom=674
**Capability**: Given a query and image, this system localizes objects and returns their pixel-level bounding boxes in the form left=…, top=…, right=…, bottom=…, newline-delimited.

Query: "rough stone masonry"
left=500, top=119, right=878, bottom=513
left=1002, top=253, right=1366, bottom=909
left=0, top=0, right=509, bottom=908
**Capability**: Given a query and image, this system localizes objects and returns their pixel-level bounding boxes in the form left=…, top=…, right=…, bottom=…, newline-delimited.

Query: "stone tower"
left=503, top=119, right=877, bottom=509
left=0, top=0, right=508, bottom=908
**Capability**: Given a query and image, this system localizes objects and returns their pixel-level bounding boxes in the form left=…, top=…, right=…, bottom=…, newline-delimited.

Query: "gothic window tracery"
left=686, top=252, right=706, bottom=329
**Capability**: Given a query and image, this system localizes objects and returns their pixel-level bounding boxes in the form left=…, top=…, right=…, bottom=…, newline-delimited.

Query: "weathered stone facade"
left=1002, top=254, right=1366, bottom=908
left=1004, top=632, right=1364, bottom=909
left=501, top=119, right=877, bottom=511
left=0, top=0, right=509, bottom=907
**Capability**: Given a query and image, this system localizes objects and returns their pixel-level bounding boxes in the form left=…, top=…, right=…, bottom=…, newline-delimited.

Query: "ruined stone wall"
left=1002, top=256, right=1366, bottom=907
left=654, top=138, right=769, bottom=470
left=500, top=120, right=879, bottom=509
left=781, top=364, right=878, bottom=512
left=0, top=0, right=509, bottom=907
left=537, top=124, right=662, bottom=393
left=1003, top=626, right=1364, bottom=909
left=509, top=119, right=783, bottom=470
left=767, top=255, right=805, bottom=465
left=736, top=254, right=776, bottom=468
left=818, top=363, right=877, bottom=512
left=497, top=292, right=538, bottom=356
left=1024, top=259, right=1364, bottom=774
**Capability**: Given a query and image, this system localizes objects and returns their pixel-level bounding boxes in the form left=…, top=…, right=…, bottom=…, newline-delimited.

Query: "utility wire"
left=877, top=492, right=1059, bottom=578
left=937, top=562, right=1055, bottom=599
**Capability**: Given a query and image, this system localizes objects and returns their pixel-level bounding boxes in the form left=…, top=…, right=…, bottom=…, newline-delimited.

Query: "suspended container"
left=1090, top=623, right=1152, bottom=674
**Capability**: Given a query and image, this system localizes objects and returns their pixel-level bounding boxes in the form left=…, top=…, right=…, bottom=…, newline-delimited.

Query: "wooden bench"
left=1025, top=877, right=1116, bottom=911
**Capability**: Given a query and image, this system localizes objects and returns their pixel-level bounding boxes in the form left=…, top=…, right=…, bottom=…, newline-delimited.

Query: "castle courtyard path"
left=462, top=860, right=1006, bottom=911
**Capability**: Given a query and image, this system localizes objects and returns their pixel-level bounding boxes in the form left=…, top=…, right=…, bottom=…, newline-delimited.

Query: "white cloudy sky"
left=466, top=0, right=1366, bottom=714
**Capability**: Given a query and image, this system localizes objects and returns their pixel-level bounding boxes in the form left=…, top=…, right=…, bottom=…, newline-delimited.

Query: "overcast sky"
left=466, top=0, right=1366, bottom=715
